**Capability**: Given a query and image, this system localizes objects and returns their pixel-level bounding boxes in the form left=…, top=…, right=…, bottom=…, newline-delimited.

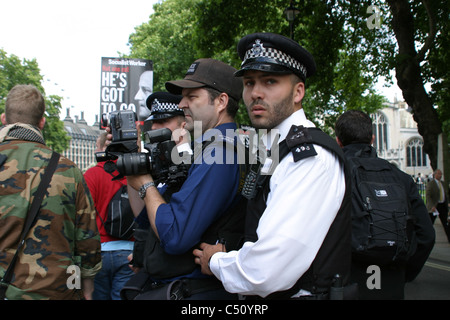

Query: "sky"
left=1, top=0, right=404, bottom=127
left=0, top=0, right=160, bottom=125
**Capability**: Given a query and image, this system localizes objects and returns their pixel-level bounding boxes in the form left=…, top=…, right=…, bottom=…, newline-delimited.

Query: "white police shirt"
left=209, top=108, right=346, bottom=298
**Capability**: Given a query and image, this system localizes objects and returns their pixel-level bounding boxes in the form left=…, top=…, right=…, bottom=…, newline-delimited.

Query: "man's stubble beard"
left=248, top=92, right=295, bottom=130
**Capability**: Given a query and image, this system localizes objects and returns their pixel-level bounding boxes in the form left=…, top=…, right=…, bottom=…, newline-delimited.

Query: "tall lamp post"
left=283, top=1, right=300, bottom=40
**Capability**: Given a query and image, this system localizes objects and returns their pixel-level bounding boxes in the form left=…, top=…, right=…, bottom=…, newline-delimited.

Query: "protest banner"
left=100, top=57, right=153, bottom=127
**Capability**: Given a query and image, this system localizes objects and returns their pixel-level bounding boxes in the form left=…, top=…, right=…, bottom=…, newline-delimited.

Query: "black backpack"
left=102, top=184, right=137, bottom=240
left=347, top=151, right=415, bottom=265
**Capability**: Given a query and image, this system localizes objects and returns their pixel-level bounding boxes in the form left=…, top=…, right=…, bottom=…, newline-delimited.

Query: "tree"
left=193, top=0, right=450, bottom=173
left=193, top=0, right=388, bottom=131
left=126, top=0, right=200, bottom=92
left=42, top=94, right=71, bottom=153
left=127, top=0, right=386, bottom=128
left=386, top=0, right=447, bottom=172
left=126, top=0, right=449, bottom=175
left=0, top=49, right=70, bottom=153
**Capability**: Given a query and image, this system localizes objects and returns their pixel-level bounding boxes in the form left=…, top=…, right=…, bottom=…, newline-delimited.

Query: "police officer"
left=145, top=91, right=191, bottom=154
left=194, top=33, right=352, bottom=299
left=145, top=91, right=184, bottom=124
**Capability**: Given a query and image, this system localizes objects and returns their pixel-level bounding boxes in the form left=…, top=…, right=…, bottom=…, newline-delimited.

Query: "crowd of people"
left=0, top=32, right=445, bottom=301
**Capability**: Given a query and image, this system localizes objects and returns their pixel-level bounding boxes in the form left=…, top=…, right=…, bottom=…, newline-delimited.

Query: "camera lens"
left=116, top=153, right=150, bottom=176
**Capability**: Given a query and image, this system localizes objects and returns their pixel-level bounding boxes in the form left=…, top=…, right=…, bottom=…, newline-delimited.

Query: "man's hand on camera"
left=104, top=121, right=142, bottom=151
left=104, top=126, right=113, bottom=147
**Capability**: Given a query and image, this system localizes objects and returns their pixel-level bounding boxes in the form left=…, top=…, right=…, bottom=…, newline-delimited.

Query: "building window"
left=406, top=138, right=427, bottom=167
left=371, top=112, right=388, bottom=152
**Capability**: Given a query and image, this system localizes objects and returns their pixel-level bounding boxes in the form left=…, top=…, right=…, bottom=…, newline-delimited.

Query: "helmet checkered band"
left=242, top=39, right=307, bottom=78
left=151, top=98, right=182, bottom=113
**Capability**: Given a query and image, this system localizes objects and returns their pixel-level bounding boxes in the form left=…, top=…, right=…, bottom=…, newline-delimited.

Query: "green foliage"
left=0, top=49, right=69, bottom=153
left=126, top=0, right=201, bottom=91
left=0, top=49, right=44, bottom=111
left=425, top=1, right=450, bottom=143
left=43, top=95, right=71, bottom=153
left=193, top=0, right=287, bottom=63
left=125, top=0, right=448, bottom=140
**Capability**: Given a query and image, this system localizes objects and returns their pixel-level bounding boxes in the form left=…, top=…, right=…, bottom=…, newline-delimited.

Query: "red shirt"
left=84, top=161, right=127, bottom=243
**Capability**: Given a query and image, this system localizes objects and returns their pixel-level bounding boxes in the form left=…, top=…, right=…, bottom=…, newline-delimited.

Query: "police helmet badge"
left=251, top=39, right=264, bottom=56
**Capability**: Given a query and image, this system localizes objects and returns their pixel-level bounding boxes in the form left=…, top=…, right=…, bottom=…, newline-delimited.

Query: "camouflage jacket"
left=0, top=123, right=102, bottom=300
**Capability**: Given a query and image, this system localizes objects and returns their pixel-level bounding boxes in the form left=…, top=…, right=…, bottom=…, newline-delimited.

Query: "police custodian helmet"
left=235, top=32, right=316, bottom=82
left=145, top=91, right=184, bottom=121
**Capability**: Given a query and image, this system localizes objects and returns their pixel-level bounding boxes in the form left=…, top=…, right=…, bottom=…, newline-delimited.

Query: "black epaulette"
left=285, top=125, right=317, bottom=162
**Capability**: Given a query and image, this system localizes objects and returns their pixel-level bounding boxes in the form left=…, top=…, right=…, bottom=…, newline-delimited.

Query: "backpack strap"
left=195, top=128, right=249, bottom=195
left=280, top=126, right=346, bottom=165
left=0, top=151, right=60, bottom=299
left=96, top=169, right=126, bottom=230
left=243, top=125, right=348, bottom=201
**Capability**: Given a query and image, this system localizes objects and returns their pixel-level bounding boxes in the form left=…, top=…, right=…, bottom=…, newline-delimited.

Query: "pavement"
left=427, top=219, right=450, bottom=263
left=404, top=218, right=450, bottom=300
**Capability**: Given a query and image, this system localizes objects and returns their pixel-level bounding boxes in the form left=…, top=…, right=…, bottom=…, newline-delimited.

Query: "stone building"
left=62, top=109, right=102, bottom=172
left=372, top=97, right=433, bottom=179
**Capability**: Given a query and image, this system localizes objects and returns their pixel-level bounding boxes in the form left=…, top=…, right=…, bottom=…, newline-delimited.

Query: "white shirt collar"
left=263, top=108, right=315, bottom=150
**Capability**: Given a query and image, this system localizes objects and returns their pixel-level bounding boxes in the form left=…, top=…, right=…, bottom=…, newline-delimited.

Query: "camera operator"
left=116, top=59, right=245, bottom=300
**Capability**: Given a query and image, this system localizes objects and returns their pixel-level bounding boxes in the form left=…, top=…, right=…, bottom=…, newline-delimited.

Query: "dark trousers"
left=429, top=202, right=450, bottom=242
left=350, top=260, right=406, bottom=300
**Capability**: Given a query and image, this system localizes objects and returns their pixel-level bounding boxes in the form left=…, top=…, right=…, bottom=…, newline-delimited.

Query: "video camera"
left=96, top=110, right=188, bottom=185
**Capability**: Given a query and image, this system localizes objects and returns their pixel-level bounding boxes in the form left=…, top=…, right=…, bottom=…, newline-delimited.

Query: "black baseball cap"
left=235, top=32, right=316, bottom=81
left=165, top=58, right=243, bottom=101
